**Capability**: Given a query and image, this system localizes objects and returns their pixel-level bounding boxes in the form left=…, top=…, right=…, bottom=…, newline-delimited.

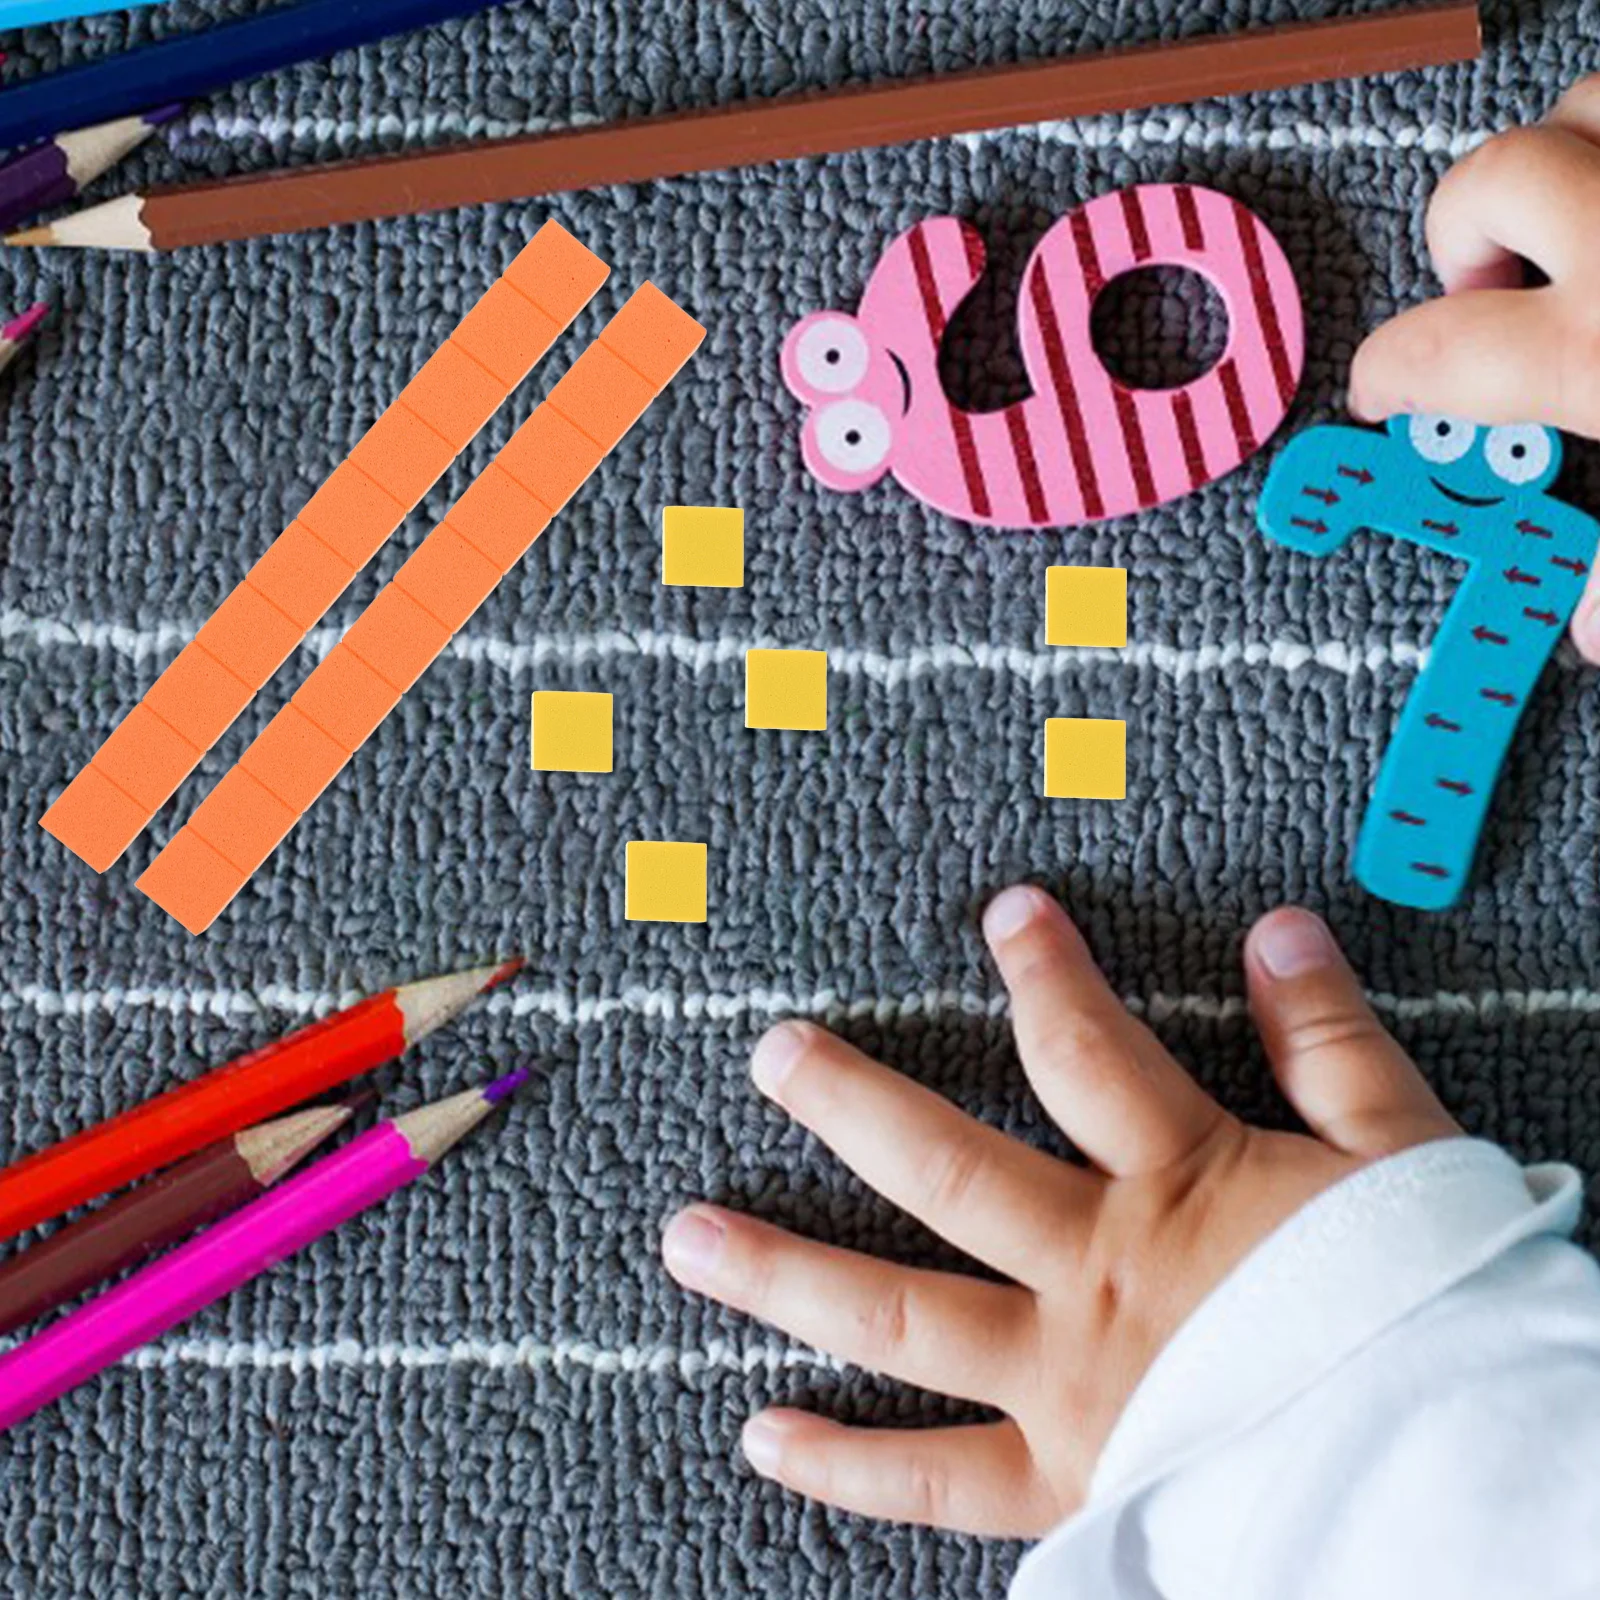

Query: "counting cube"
left=1046, top=566, right=1126, bottom=648
left=1044, top=718, right=1125, bottom=800
left=662, top=507, right=744, bottom=587
left=745, top=649, right=827, bottom=731
left=625, top=841, right=707, bottom=923
left=531, top=691, right=613, bottom=773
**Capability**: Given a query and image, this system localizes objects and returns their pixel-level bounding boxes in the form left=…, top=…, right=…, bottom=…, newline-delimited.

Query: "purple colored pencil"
left=0, top=303, right=47, bottom=379
left=0, top=105, right=183, bottom=236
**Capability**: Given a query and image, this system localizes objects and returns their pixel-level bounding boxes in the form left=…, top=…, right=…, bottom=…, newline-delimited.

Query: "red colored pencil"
left=0, top=960, right=519, bottom=1245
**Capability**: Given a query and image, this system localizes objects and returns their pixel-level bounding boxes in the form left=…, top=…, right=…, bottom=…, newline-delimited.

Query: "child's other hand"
left=661, top=887, right=1460, bottom=1536
left=1349, top=73, right=1600, bottom=659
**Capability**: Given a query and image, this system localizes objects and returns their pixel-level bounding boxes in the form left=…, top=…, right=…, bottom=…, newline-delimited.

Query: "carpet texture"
left=2, top=1, right=1599, bottom=1594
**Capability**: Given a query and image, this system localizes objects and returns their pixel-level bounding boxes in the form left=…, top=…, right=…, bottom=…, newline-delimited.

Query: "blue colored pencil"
left=0, top=0, right=501, bottom=151
left=0, top=0, right=160, bottom=26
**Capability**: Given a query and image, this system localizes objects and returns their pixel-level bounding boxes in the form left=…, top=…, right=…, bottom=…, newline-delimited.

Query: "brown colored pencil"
left=0, top=959, right=520, bottom=1245
left=0, top=1099, right=362, bottom=1338
left=8, top=2, right=1480, bottom=253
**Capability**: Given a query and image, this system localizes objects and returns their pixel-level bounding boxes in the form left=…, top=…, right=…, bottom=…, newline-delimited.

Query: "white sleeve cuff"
left=1010, top=1138, right=1590, bottom=1599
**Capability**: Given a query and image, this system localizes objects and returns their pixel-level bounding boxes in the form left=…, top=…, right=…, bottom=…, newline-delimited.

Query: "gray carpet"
left=2, top=0, right=1599, bottom=1594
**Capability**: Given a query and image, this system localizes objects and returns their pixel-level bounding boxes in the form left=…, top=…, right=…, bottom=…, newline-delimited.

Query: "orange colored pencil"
left=0, top=959, right=518, bottom=1245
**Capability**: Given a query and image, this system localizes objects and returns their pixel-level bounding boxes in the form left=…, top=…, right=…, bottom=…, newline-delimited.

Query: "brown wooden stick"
left=12, top=2, right=1481, bottom=253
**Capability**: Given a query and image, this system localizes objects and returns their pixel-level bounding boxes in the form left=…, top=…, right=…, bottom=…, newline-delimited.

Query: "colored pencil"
left=0, top=104, right=183, bottom=237
left=0, top=0, right=501, bottom=152
left=6, top=2, right=1482, bottom=253
left=0, top=1097, right=364, bottom=1338
left=0, top=1, right=161, bottom=25
left=0, top=958, right=519, bottom=1245
left=0, top=1072, right=527, bottom=1432
left=0, top=301, right=46, bottom=377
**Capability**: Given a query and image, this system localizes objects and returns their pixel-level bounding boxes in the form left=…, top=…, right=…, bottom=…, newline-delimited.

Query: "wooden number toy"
left=1258, top=414, right=1599, bottom=911
left=781, top=184, right=1302, bottom=529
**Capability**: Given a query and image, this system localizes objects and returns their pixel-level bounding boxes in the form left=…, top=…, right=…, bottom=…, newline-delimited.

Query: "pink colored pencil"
left=0, top=1071, right=527, bottom=1432
left=0, top=302, right=47, bottom=378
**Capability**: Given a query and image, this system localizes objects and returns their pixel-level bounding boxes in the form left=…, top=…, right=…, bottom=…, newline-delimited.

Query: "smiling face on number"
left=1397, top=414, right=1563, bottom=511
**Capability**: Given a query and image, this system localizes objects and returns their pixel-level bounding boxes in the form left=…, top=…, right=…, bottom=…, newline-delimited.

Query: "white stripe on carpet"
left=5, top=983, right=1599, bottom=1025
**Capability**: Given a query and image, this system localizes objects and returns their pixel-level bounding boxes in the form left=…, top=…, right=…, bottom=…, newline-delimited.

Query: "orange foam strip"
left=393, top=525, right=502, bottom=629
left=238, top=705, right=349, bottom=814
left=244, top=522, right=355, bottom=630
left=451, top=281, right=561, bottom=390
left=194, top=583, right=305, bottom=691
left=142, top=644, right=253, bottom=752
left=290, top=645, right=402, bottom=753
left=496, top=405, right=602, bottom=512
left=341, top=585, right=452, bottom=693
left=443, top=464, right=551, bottom=572
left=346, top=401, right=457, bottom=506
left=39, top=767, right=152, bottom=873
left=93, top=705, right=200, bottom=812
left=43, top=219, right=610, bottom=875
left=138, top=281, right=705, bottom=935
left=136, top=830, right=247, bottom=939
left=186, top=768, right=299, bottom=875
left=297, top=465, right=406, bottom=568
left=545, top=343, right=657, bottom=452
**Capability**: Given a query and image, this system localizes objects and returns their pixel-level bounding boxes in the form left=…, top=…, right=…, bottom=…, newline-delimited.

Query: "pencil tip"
left=2, top=302, right=47, bottom=341
left=483, top=957, right=525, bottom=992
left=395, top=959, right=518, bottom=1045
left=5, top=228, right=50, bottom=249
left=482, top=1068, right=531, bottom=1105
left=148, top=103, right=187, bottom=127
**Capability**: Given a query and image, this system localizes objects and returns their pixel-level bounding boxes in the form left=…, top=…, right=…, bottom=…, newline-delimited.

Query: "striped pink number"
left=781, top=184, right=1303, bottom=529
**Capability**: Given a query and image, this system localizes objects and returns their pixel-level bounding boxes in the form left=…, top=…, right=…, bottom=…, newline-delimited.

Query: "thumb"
left=1244, top=908, right=1460, bottom=1160
left=1348, top=286, right=1593, bottom=434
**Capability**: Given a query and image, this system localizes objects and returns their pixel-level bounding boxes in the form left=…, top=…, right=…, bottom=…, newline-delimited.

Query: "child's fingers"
left=748, top=1022, right=1091, bottom=1287
left=1348, top=288, right=1584, bottom=429
left=1244, top=908, right=1461, bottom=1159
left=661, top=1204, right=1032, bottom=1406
left=739, top=1410, right=1063, bottom=1538
left=1549, top=73, right=1600, bottom=145
left=983, top=886, right=1229, bottom=1178
left=1423, top=125, right=1600, bottom=289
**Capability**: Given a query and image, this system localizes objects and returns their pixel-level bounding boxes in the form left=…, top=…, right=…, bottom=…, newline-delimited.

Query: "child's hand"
left=1349, top=73, right=1600, bottom=659
left=661, top=886, right=1460, bottom=1536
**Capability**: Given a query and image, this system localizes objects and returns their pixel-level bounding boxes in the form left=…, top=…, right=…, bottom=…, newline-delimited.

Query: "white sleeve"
left=1008, top=1138, right=1600, bottom=1600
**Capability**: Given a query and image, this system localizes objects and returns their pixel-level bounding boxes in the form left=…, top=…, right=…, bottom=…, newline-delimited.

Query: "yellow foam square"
left=1044, top=718, right=1126, bottom=800
left=745, top=649, right=827, bottom=731
left=531, top=691, right=613, bottom=773
left=662, top=506, right=744, bottom=588
left=1046, top=566, right=1127, bottom=648
left=625, top=841, right=707, bottom=923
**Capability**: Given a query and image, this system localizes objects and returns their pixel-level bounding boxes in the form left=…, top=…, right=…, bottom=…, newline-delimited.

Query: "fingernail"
left=662, top=1209, right=725, bottom=1283
left=983, top=885, right=1050, bottom=943
left=751, top=1022, right=810, bottom=1097
left=1574, top=594, right=1600, bottom=662
left=1253, top=909, right=1339, bottom=979
left=741, top=1414, right=788, bottom=1475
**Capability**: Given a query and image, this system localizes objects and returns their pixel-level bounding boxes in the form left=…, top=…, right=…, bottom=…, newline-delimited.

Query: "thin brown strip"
left=1070, top=208, right=1106, bottom=298
left=93, top=3, right=1480, bottom=250
left=1005, top=406, right=1050, bottom=524
left=907, top=224, right=991, bottom=520
left=1171, top=389, right=1208, bottom=491
left=1175, top=184, right=1205, bottom=252
left=1120, top=186, right=1152, bottom=261
left=1030, top=266, right=1104, bottom=522
left=1233, top=200, right=1297, bottom=407
left=1219, top=358, right=1257, bottom=459
left=1113, top=385, right=1158, bottom=509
